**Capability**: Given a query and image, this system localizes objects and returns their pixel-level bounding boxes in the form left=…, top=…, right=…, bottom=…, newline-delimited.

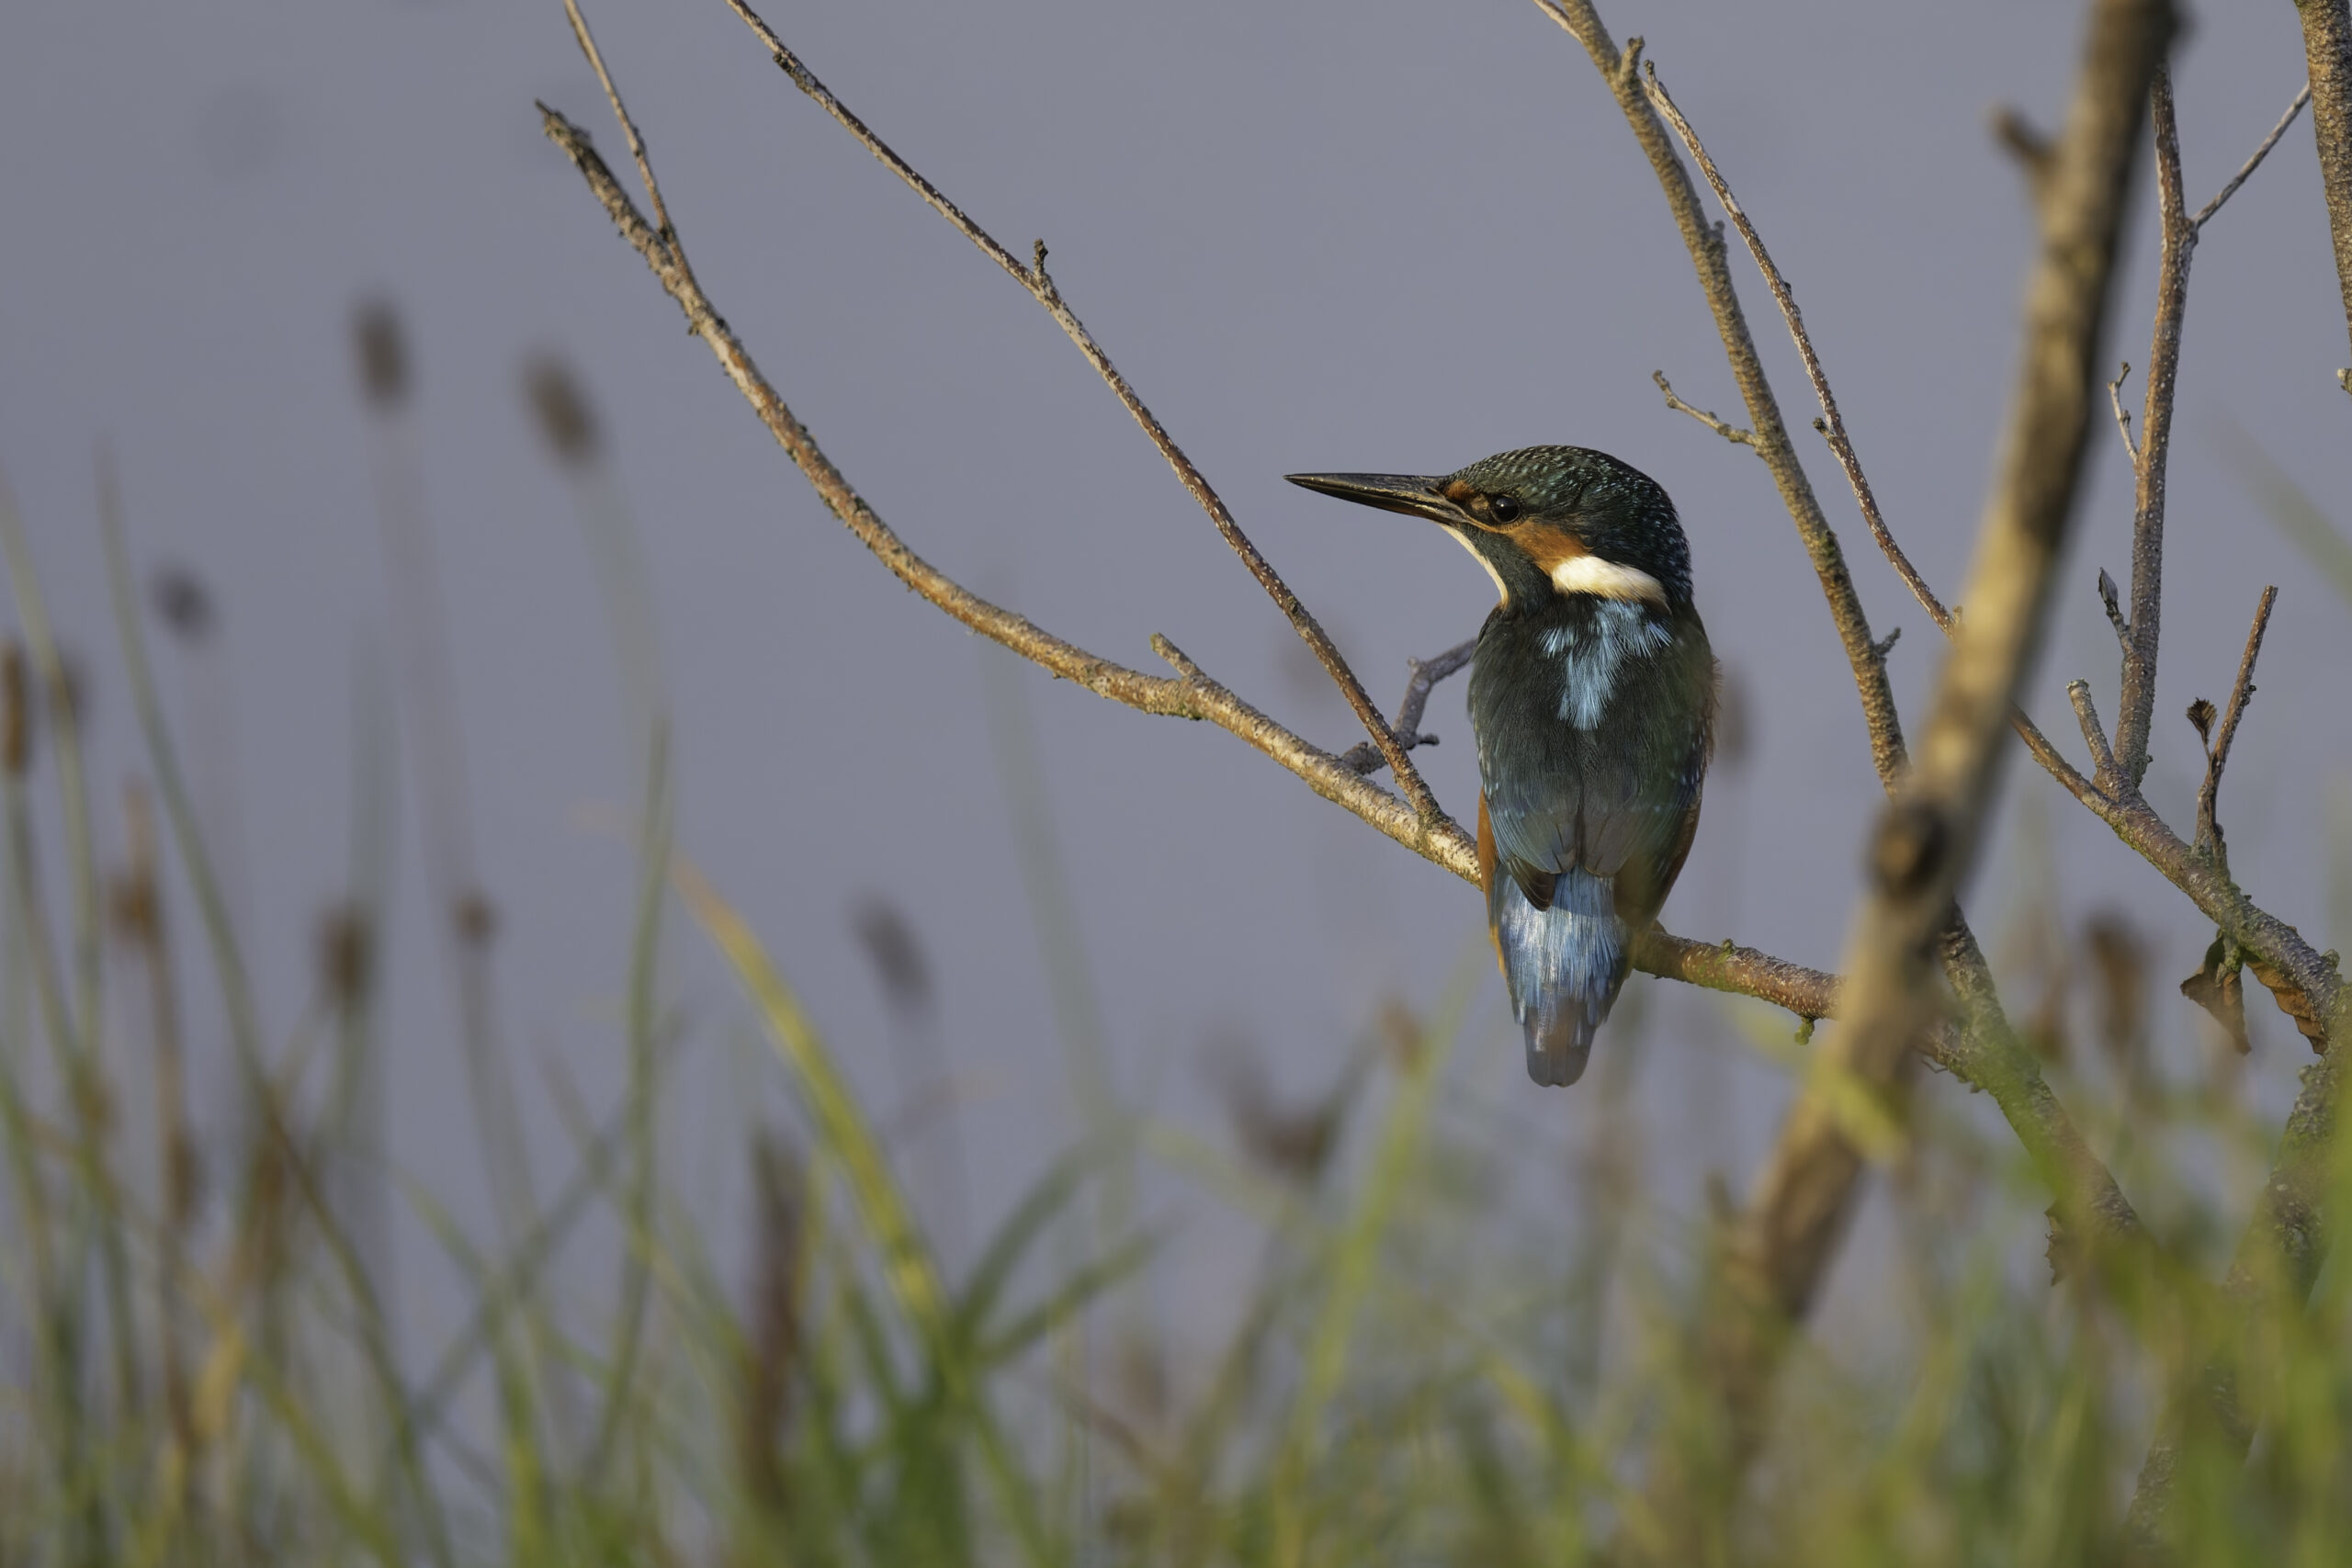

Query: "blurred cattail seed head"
left=525, top=355, right=603, bottom=468
left=317, top=904, right=376, bottom=1013
left=353, top=299, right=410, bottom=412
left=852, top=897, right=933, bottom=1018
left=1, top=642, right=29, bottom=775
left=45, top=650, right=86, bottom=736
left=152, top=565, right=216, bottom=645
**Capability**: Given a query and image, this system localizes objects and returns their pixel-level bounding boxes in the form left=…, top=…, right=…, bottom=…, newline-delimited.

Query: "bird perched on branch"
left=1289, top=448, right=1713, bottom=1087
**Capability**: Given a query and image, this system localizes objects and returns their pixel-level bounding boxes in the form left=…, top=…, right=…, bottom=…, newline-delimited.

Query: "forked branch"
left=1340, top=638, right=1477, bottom=778
left=2191, top=585, right=2278, bottom=863
left=539, top=14, right=1852, bottom=1030
left=2115, top=73, right=2308, bottom=787
left=1642, top=64, right=1951, bottom=633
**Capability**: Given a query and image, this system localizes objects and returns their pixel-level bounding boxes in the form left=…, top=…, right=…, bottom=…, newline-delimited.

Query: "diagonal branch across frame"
left=534, top=35, right=1847, bottom=1029
left=718, top=0, right=1445, bottom=824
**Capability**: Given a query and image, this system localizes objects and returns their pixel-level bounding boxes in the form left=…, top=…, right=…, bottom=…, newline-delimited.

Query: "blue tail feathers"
left=1492, top=870, right=1630, bottom=1088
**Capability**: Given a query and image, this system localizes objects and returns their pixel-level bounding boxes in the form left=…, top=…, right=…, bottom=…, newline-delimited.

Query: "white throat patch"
left=1448, top=528, right=1510, bottom=605
left=1550, top=556, right=1668, bottom=604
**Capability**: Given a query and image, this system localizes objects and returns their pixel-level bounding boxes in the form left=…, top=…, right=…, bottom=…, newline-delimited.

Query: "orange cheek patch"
left=1442, top=479, right=1478, bottom=505
left=1519, top=524, right=1589, bottom=577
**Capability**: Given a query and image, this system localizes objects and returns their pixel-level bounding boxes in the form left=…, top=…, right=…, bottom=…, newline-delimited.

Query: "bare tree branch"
left=1994, top=106, right=2058, bottom=208
left=537, top=105, right=1464, bottom=871
left=2294, top=0, right=2352, bottom=361
left=2191, top=585, right=2278, bottom=863
left=1645, top=0, right=2176, bottom=1535
left=2098, top=567, right=2132, bottom=649
left=715, top=0, right=1446, bottom=821
left=1620, top=27, right=2334, bottom=1077
left=1652, top=370, right=1754, bottom=447
left=1340, top=638, right=1476, bottom=777
left=1639, top=53, right=2141, bottom=840
left=560, top=0, right=702, bottom=300
left=1531, top=0, right=1910, bottom=792
left=2192, top=82, right=2312, bottom=231
left=1634, top=929, right=1838, bottom=1021
left=2107, top=76, right=2312, bottom=795
left=1537, top=0, right=2146, bottom=1331
left=537, top=65, right=1860, bottom=1029
left=537, top=0, right=2175, bottom=1125
left=2111, top=65, right=2189, bottom=786
left=1643, top=64, right=1952, bottom=632
left=2109, top=361, right=2141, bottom=462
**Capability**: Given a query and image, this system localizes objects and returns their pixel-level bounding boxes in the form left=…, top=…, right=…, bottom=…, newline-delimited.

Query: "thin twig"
left=2109, top=77, right=2315, bottom=796
left=1341, top=638, right=1477, bottom=777
left=1643, top=63, right=1953, bottom=633
left=1532, top=0, right=1911, bottom=792
left=717, top=0, right=1442, bottom=822
left=2192, top=82, right=2314, bottom=231
left=2192, top=585, right=2278, bottom=859
left=2069, top=679, right=2123, bottom=781
left=560, top=0, right=701, bottom=298
left=2108, top=361, right=2140, bottom=462
left=2113, top=64, right=2191, bottom=786
left=2098, top=568, right=2132, bottom=650
left=1993, top=106, right=2058, bottom=207
left=1652, top=371, right=1754, bottom=446
left=1637, top=43, right=2142, bottom=828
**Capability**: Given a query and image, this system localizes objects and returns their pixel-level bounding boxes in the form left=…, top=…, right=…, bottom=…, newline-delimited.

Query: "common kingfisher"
left=1288, top=448, right=1713, bottom=1087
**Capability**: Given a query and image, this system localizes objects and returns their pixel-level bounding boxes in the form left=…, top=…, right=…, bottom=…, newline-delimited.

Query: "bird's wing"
left=1477, top=619, right=1713, bottom=923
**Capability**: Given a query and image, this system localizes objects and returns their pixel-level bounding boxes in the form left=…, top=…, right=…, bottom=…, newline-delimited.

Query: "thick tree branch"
left=716, top=0, right=1445, bottom=821
left=1634, top=929, right=1837, bottom=1021
left=2295, top=0, right=2352, bottom=360
left=1646, top=0, right=2174, bottom=1534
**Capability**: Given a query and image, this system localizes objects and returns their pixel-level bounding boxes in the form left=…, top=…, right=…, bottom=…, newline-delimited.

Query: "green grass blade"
left=682, top=863, right=1058, bottom=1566
left=2223, top=423, right=2352, bottom=607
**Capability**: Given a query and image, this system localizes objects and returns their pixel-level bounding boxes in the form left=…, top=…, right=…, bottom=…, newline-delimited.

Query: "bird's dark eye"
left=1487, top=494, right=1521, bottom=524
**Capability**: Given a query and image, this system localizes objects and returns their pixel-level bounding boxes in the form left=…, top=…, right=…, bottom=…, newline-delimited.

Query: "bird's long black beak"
left=1284, top=471, right=1458, bottom=525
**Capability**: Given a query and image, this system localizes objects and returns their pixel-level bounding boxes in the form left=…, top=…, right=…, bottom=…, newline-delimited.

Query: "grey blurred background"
left=3, top=0, right=2346, bottom=1372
